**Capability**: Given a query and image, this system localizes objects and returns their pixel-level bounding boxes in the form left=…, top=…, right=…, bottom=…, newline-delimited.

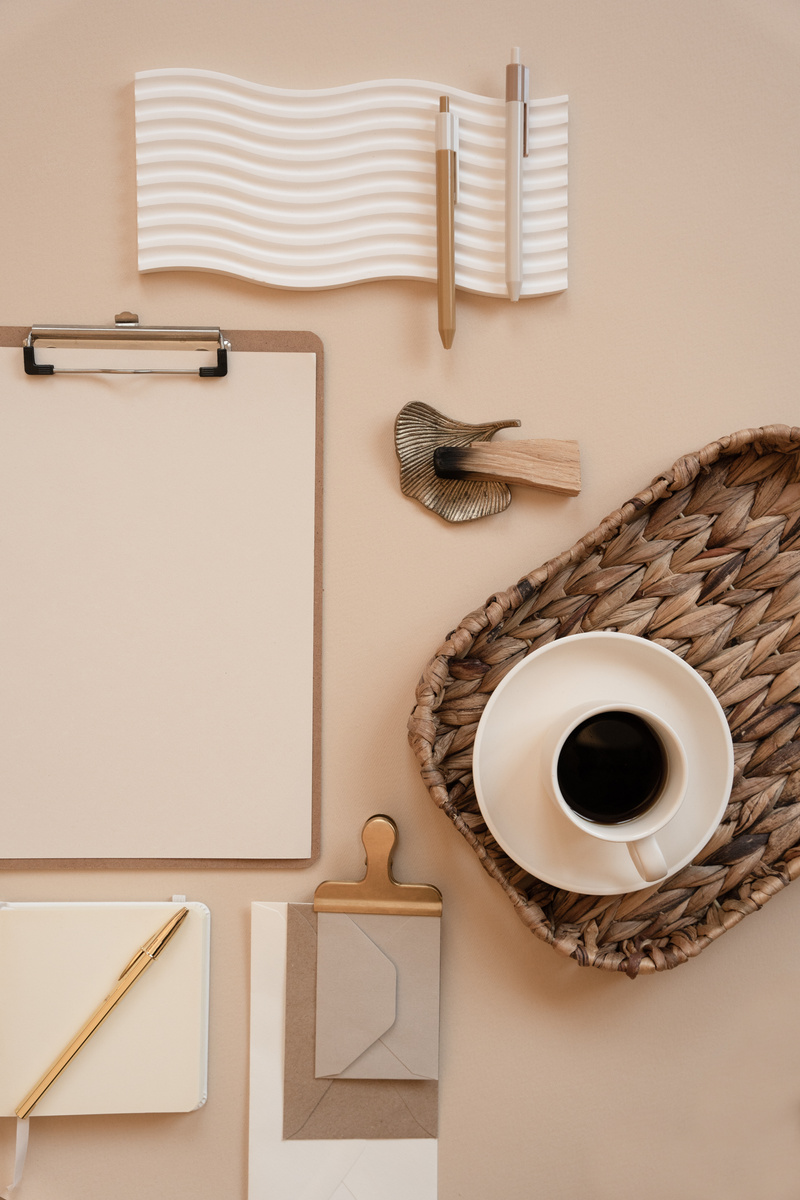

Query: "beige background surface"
left=2, top=2, right=800, bottom=1198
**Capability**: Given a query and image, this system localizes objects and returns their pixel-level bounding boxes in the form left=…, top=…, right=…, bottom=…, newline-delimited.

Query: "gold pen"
left=15, top=906, right=189, bottom=1119
left=435, top=95, right=458, bottom=349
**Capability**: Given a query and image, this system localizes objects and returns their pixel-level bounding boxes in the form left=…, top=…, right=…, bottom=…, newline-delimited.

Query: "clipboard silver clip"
left=23, top=313, right=230, bottom=377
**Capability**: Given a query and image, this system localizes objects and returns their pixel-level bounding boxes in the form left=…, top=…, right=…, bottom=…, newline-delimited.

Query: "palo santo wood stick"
left=434, top=439, right=581, bottom=496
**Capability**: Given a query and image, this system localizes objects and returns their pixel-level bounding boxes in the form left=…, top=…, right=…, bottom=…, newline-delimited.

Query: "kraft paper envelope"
left=283, top=905, right=438, bottom=1139
left=247, top=902, right=437, bottom=1200
left=315, top=911, right=440, bottom=1080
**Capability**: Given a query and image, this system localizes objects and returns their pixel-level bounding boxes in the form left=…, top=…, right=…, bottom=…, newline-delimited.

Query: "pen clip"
left=118, top=946, right=149, bottom=979
left=117, top=907, right=189, bottom=977
left=523, top=101, right=529, bottom=158
left=453, top=114, right=460, bottom=204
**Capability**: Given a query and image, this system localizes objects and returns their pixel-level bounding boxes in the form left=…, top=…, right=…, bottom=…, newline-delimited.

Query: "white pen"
left=505, top=46, right=529, bottom=302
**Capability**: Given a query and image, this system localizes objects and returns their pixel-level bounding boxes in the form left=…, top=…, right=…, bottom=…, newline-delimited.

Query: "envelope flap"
left=352, top=915, right=440, bottom=1080
left=315, top=913, right=397, bottom=1078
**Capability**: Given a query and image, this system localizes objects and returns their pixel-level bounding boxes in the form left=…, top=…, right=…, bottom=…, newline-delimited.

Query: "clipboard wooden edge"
left=0, top=327, right=323, bottom=870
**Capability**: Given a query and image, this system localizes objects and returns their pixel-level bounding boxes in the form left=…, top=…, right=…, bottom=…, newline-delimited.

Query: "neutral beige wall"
left=2, top=2, right=800, bottom=1197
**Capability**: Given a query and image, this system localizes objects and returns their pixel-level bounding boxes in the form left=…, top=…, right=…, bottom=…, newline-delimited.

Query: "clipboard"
left=0, top=321, right=322, bottom=868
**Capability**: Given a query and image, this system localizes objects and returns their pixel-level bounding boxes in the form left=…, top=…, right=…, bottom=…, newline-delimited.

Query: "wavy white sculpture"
left=135, top=68, right=567, bottom=297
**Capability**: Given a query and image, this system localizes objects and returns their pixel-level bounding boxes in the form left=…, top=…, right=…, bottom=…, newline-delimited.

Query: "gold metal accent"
left=15, top=907, right=189, bottom=1120
left=313, top=815, right=442, bottom=917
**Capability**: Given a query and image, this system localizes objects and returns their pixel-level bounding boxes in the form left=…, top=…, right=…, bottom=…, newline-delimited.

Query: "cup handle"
left=627, top=834, right=668, bottom=882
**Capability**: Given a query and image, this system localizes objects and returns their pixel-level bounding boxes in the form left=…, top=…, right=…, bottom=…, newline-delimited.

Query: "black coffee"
left=556, top=711, right=666, bottom=825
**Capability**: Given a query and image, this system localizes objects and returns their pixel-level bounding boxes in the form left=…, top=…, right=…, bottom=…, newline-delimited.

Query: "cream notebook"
left=0, top=900, right=210, bottom=1116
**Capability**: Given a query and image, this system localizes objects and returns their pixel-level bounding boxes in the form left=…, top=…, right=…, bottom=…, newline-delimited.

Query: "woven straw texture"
left=409, top=425, right=800, bottom=976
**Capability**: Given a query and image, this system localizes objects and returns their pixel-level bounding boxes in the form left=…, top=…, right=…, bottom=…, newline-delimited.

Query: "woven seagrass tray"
left=409, top=425, right=800, bottom=976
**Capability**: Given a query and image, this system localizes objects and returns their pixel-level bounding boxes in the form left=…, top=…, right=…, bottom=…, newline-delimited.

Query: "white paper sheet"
left=0, top=345, right=317, bottom=860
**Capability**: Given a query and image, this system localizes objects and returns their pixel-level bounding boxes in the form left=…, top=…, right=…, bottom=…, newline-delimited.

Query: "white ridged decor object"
left=135, top=69, right=567, bottom=298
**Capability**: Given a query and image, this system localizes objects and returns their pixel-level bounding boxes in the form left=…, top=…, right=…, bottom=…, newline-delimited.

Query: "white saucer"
left=472, top=632, right=734, bottom=895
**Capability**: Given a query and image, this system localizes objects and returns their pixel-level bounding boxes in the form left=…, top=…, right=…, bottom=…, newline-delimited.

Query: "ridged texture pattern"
left=394, top=402, right=520, bottom=522
left=135, top=69, right=567, bottom=296
left=409, top=425, right=800, bottom=976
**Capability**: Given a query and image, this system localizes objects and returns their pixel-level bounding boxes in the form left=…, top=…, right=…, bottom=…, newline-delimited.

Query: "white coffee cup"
left=543, top=704, right=688, bottom=883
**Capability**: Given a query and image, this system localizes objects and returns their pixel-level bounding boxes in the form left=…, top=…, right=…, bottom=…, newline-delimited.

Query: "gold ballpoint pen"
left=15, top=906, right=189, bottom=1120
left=435, top=96, right=458, bottom=349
